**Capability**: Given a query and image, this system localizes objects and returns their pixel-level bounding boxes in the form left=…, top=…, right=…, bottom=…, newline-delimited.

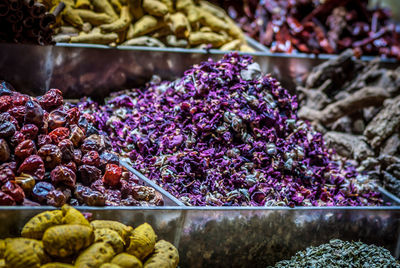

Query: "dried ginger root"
left=41, top=263, right=75, bottom=268
left=63, top=5, right=84, bottom=28
left=101, top=6, right=131, bottom=33
left=110, top=0, right=123, bottom=13
left=220, top=39, right=241, bottom=51
left=70, top=32, right=119, bottom=44
left=75, top=242, right=115, bottom=268
left=62, top=204, right=90, bottom=226
left=127, top=0, right=144, bottom=20
left=189, top=31, right=226, bottom=47
left=92, top=0, right=119, bottom=20
left=42, top=225, right=94, bottom=258
left=142, top=0, right=168, bottom=17
left=126, top=223, right=156, bottom=260
left=112, top=253, right=142, bottom=268
left=4, top=238, right=49, bottom=268
left=21, top=210, right=64, bottom=240
left=91, top=220, right=133, bottom=242
left=100, top=263, right=121, bottom=268
left=76, top=10, right=114, bottom=26
left=130, top=15, right=164, bottom=38
left=167, top=12, right=190, bottom=38
left=75, top=0, right=92, bottom=9
left=143, top=240, right=178, bottom=268
left=94, top=228, right=125, bottom=254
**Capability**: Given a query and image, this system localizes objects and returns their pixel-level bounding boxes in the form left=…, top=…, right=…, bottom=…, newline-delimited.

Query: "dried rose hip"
left=8, top=106, right=26, bottom=124
left=32, top=181, right=54, bottom=204
left=66, top=107, right=80, bottom=126
left=18, top=155, right=45, bottom=180
left=15, top=173, right=36, bottom=193
left=10, top=131, right=25, bottom=148
left=102, top=164, right=122, bottom=187
left=78, top=165, right=102, bottom=186
left=37, top=134, right=52, bottom=147
left=50, top=165, right=76, bottom=187
left=64, top=161, right=77, bottom=173
left=0, top=166, right=14, bottom=186
left=46, top=189, right=67, bottom=207
left=0, top=191, right=16, bottom=205
left=73, top=149, right=82, bottom=165
left=0, top=139, right=10, bottom=162
left=69, top=124, right=85, bottom=147
left=38, top=144, right=62, bottom=169
left=14, top=139, right=36, bottom=160
left=48, top=108, right=67, bottom=130
left=75, top=184, right=105, bottom=206
left=0, top=121, right=16, bottom=138
left=24, top=100, right=44, bottom=127
left=0, top=95, right=12, bottom=112
left=58, top=139, right=74, bottom=162
left=38, top=88, right=63, bottom=111
left=82, top=151, right=100, bottom=166
left=1, top=181, right=25, bottom=204
left=49, top=127, right=70, bottom=144
left=21, top=124, right=39, bottom=140
left=13, top=94, right=29, bottom=106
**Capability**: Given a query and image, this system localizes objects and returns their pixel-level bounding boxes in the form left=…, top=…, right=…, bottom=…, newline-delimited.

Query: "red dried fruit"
left=50, top=165, right=76, bottom=188
left=40, top=111, right=49, bottom=134
left=48, top=108, right=67, bottom=130
left=82, top=151, right=100, bottom=166
left=66, top=107, right=80, bottom=125
left=1, top=181, right=25, bottom=204
left=0, top=166, right=14, bottom=186
left=0, top=96, right=12, bottom=112
left=15, top=173, right=36, bottom=193
left=102, top=164, right=122, bottom=187
left=10, top=131, right=25, bottom=148
left=38, top=88, right=63, bottom=111
left=15, top=139, right=36, bottom=160
left=78, top=165, right=102, bottom=186
left=49, top=127, right=70, bottom=144
left=46, top=189, right=67, bottom=207
left=58, top=139, right=74, bottom=162
left=75, top=184, right=105, bottom=206
left=32, top=181, right=54, bottom=204
left=64, top=161, right=77, bottom=173
left=73, top=149, right=82, bottom=165
left=0, top=162, right=16, bottom=173
left=8, top=106, right=26, bottom=124
left=0, top=191, right=16, bottom=205
left=0, top=112, right=19, bottom=130
left=13, top=93, right=29, bottom=106
left=37, top=144, right=62, bottom=169
left=69, top=124, right=85, bottom=147
left=18, top=155, right=45, bottom=180
left=0, top=139, right=10, bottom=162
left=21, top=124, right=39, bottom=140
left=37, top=134, right=52, bottom=147
left=24, top=100, right=44, bottom=127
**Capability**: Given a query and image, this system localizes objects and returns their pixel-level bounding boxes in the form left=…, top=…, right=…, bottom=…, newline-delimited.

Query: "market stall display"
left=218, top=0, right=400, bottom=58
left=298, top=50, right=400, bottom=198
left=77, top=53, right=383, bottom=207
left=0, top=205, right=179, bottom=267
left=0, top=81, right=164, bottom=207
left=0, top=0, right=60, bottom=45
left=42, top=0, right=252, bottom=51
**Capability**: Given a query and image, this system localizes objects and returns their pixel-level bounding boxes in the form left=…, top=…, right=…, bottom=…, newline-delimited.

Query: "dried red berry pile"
left=0, top=81, right=163, bottom=207
left=217, top=0, right=400, bottom=58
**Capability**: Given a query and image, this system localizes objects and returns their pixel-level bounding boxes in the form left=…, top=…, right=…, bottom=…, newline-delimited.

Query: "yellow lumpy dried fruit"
left=75, top=242, right=115, bottom=268
left=112, top=253, right=142, bottom=268
left=100, top=263, right=121, bottom=268
left=41, top=263, right=75, bottom=268
left=21, top=210, right=64, bottom=240
left=62, top=205, right=90, bottom=226
left=94, top=228, right=125, bottom=254
left=126, top=223, right=156, bottom=260
left=4, top=238, right=49, bottom=268
left=91, top=220, right=133, bottom=242
left=143, top=240, right=179, bottom=268
left=42, top=225, right=94, bottom=258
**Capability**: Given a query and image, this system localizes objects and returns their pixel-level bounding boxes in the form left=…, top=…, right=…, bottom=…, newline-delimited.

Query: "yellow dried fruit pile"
left=41, top=0, right=252, bottom=51
left=0, top=205, right=178, bottom=268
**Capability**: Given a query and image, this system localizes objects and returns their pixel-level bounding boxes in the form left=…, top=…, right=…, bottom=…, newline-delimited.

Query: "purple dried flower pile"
left=78, top=53, right=383, bottom=206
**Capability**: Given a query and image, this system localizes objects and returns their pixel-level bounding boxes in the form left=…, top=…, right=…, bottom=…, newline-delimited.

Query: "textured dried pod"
left=82, top=150, right=100, bottom=166
left=37, top=134, right=52, bottom=147
left=50, top=165, right=76, bottom=188
left=24, top=100, right=44, bottom=127
left=66, top=107, right=80, bottom=126
left=49, top=127, right=70, bottom=144
left=38, top=144, right=62, bottom=169
left=18, top=155, right=45, bottom=180
left=0, top=139, right=10, bottom=162
left=4, top=238, right=49, bottom=268
left=0, top=121, right=16, bottom=139
left=15, top=139, right=36, bottom=160
left=46, top=189, right=67, bottom=207
left=42, top=224, right=94, bottom=258
left=48, top=108, right=67, bottom=130
left=0, top=166, right=15, bottom=186
left=1, top=181, right=25, bottom=204
left=69, top=124, right=85, bottom=147
left=7, top=106, right=25, bottom=125
left=38, top=89, right=63, bottom=112
left=78, top=165, right=102, bottom=186
left=73, top=149, right=83, bottom=165
left=20, top=124, right=39, bottom=140
left=75, top=184, right=105, bottom=206
left=0, top=190, right=16, bottom=205
left=58, top=139, right=74, bottom=162
left=10, top=131, right=25, bottom=148
left=21, top=210, right=64, bottom=239
left=127, top=223, right=157, bottom=260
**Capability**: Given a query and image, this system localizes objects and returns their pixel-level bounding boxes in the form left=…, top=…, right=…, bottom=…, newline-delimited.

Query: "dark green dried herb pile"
left=273, top=239, right=400, bottom=267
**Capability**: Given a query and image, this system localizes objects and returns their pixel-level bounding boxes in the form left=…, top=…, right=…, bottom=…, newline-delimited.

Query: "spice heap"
left=298, top=50, right=400, bottom=198
left=78, top=53, right=382, bottom=206
left=221, top=0, right=400, bottom=58
left=273, top=239, right=399, bottom=267
left=0, top=81, right=163, bottom=207
left=45, top=0, right=252, bottom=51
left=0, top=0, right=58, bottom=45
left=0, top=205, right=179, bottom=268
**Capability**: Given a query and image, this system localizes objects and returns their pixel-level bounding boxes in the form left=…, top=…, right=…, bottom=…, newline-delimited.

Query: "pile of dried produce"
left=0, top=205, right=179, bottom=267
left=0, top=0, right=60, bottom=45
left=46, top=0, right=252, bottom=51
left=273, top=239, right=399, bottom=267
left=0, top=81, right=163, bottom=207
left=78, top=53, right=382, bottom=207
left=298, top=50, right=400, bottom=198
left=220, top=0, right=400, bottom=58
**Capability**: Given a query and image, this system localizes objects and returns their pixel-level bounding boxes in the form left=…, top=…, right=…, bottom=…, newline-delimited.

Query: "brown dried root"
left=189, top=31, right=227, bottom=47
left=142, top=0, right=168, bottom=17
left=76, top=10, right=114, bottom=26
left=92, top=0, right=119, bottom=20
left=127, top=0, right=144, bottom=20
left=122, top=36, right=165, bottom=47
left=63, top=5, right=84, bottom=28
left=129, top=15, right=164, bottom=38
left=75, top=0, right=91, bottom=9
left=70, top=32, right=119, bottom=44
left=101, top=6, right=131, bottom=33
left=167, top=12, right=190, bottom=38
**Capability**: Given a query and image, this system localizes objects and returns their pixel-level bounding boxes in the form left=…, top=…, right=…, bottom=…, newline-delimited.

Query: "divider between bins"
left=121, top=160, right=186, bottom=207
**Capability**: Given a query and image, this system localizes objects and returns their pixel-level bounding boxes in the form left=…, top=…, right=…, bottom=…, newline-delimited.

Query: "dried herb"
left=273, top=239, right=400, bottom=267
left=78, top=53, right=382, bottom=207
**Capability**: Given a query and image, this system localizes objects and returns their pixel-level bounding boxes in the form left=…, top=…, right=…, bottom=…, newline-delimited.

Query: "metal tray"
left=0, top=206, right=398, bottom=267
